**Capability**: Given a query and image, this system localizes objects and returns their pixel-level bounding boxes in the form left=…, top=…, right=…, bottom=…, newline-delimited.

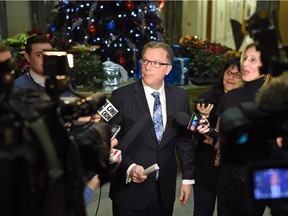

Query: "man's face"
left=141, top=47, right=172, bottom=90
left=25, top=43, right=52, bottom=75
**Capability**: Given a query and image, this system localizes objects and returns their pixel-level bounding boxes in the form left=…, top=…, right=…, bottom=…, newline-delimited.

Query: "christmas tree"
left=49, top=0, right=165, bottom=78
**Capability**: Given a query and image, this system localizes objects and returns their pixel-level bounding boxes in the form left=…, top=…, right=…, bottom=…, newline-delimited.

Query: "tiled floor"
left=86, top=173, right=271, bottom=216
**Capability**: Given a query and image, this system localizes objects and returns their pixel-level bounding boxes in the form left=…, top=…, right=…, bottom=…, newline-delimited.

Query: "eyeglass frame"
left=224, top=70, right=241, bottom=79
left=140, top=58, right=171, bottom=68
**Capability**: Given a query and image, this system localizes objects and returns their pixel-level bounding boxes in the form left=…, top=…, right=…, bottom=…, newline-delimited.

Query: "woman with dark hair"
left=193, top=57, right=241, bottom=216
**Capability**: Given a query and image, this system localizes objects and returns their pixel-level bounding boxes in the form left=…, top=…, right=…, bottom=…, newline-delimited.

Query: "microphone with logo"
left=97, top=102, right=151, bottom=163
left=174, top=112, right=219, bottom=141
left=97, top=99, right=119, bottom=122
left=96, top=99, right=122, bottom=164
left=104, top=112, right=151, bottom=180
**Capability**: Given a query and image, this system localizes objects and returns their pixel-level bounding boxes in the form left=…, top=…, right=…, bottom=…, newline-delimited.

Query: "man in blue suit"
left=109, top=41, right=195, bottom=216
left=13, top=35, right=53, bottom=93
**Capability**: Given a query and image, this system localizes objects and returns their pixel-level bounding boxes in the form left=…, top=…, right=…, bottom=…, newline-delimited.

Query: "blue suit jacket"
left=109, top=79, right=195, bottom=210
left=13, top=73, right=45, bottom=94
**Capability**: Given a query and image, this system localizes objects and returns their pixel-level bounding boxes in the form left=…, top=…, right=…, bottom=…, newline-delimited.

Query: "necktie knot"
left=152, top=91, right=163, bottom=144
left=152, top=91, right=160, bottom=99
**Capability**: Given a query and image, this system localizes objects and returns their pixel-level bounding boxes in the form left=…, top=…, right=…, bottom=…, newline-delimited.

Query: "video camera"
left=245, top=10, right=288, bottom=77
left=0, top=51, right=116, bottom=216
left=219, top=10, right=288, bottom=212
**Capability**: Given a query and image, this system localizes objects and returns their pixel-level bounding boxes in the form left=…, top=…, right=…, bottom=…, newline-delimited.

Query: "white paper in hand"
left=143, top=163, right=160, bottom=175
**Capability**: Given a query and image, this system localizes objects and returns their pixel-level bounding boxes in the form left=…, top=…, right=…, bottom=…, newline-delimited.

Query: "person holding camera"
left=13, top=35, right=53, bottom=93
left=2, top=43, right=114, bottom=209
left=192, top=57, right=241, bottom=216
left=83, top=135, right=119, bottom=207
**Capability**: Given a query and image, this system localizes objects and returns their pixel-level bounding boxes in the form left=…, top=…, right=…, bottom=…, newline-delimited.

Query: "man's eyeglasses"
left=224, top=70, right=241, bottom=79
left=141, top=58, right=171, bottom=68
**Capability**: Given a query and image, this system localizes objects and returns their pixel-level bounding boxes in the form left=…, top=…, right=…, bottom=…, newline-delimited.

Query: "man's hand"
left=129, top=165, right=147, bottom=183
left=179, top=184, right=192, bottom=206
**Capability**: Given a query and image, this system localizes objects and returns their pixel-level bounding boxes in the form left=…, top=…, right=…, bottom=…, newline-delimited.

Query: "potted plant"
left=1, top=33, right=31, bottom=76
left=72, top=49, right=104, bottom=88
left=178, top=35, right=240, bottom=85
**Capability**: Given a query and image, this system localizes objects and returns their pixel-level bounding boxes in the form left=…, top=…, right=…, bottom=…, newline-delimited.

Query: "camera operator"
left=2, top=44, right=118, bottom=215
left=13, top=35, right=52, bottom=93
left=83, top=137, right=118, bottom=206
left=13, top=35, right=73, bottom=98
left=254, top=73, right=288, bottom=216
left=12, top=83, right=119, bottom=209
left=81, top=114, right=119, bottom=207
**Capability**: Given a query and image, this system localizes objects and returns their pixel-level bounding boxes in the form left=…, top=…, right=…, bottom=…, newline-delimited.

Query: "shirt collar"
left=142, top=80, right=165, bottom=96
left=29, top=70, right=46, bottom=87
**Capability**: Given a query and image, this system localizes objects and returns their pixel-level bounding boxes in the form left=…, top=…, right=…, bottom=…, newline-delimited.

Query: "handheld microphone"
left=97, top=99, right=119, bottom=122
left=85, top=92, right=107, bottom=113
left=174, top=112, right=190, bottom=127
left=175, top=112, right=219, bottom=140
left=60, top=92, right=106, bottom=121
left=175, top=112, right=202, bottom=131
left=118, top=113, right=151, bottom=152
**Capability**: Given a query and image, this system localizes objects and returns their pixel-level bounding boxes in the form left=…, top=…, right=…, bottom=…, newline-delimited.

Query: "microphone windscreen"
left=87, top=92, right=106, bottom=113
left=256, top=79, right=288, bottom=113
left=174, top=112, right=190, bottom=126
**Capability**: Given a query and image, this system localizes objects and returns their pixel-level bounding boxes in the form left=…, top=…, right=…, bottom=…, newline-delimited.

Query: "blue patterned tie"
left=152, top=92, right=163, bottom=143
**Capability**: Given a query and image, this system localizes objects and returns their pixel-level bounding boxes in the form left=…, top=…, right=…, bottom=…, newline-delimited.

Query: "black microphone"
left=175, top=112, right=202, bottom=131
left=84, top=92, right=107, bottom=114
left=175, top=112, right=219, bottom=140
left=60, top=92, right=106, bottom=121
left=174, top=112, right=190, bottom=127
left=97, top=99, right=119, bottom=122
left=118, top=113, right=151, bottom=152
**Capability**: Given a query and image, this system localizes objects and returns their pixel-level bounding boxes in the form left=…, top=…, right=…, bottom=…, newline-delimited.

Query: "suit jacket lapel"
left=160, top=84, right=173, bottom=147
left=133, top=80, right=160, bottom=144
left=133, top=80, right=150, bottom=114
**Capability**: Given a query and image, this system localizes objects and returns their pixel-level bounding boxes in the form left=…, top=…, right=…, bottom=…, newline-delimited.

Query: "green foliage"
left=178, top=35, right=235, bottom=79
left=189, top=49, right=226, bottom=79
left=73, top=51, right=104, bottom=87
left=1, top=33, right=32, bottom=75
left=1, top=32, right=104, bottom=86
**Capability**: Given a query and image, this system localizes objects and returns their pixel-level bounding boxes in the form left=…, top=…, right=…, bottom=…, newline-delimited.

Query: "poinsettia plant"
left=178, top=35, right=240, bottom=80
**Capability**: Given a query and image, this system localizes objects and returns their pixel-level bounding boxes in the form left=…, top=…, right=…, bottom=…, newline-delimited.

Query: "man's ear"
left=24, top=52, right=31, bottom=63
left=165, top=64, right=172, bottom=75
